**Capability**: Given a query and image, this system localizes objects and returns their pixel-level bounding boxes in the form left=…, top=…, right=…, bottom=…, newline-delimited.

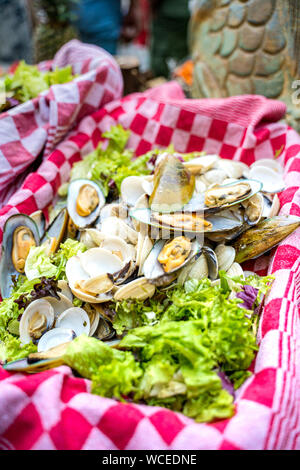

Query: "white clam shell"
left=181, top=253, right=209, bottom=284
left=80, top=248, right=123, bottom=278
left=203, top=169, right=227, bottom=185
left=251, top=159, right=283, bottom=174
left=216, top=160, right=249, bottom=179
left=65, top=255, right=114, bottom=304
left=121, top=176, right=147, bottom=206
left=226, top=262, right=244, bottom=278
left=262, top=194, right=280, bottom=218
left=100, top=217, right=138, bottom=245
left=215, top=244, right=235, bottom=272
left=101, top=236, right=132, bottom=262
left=38, top=328, right=76, bottom=352
left=142, top=177, right=154, bottom=196
left=55, top=307, right=90, bottom=337
left=183, top=154, right=219, bottom=174
left=19, top=299, right=55, bottom=345
left=138, top=236, right=153, bottom=276
left=249, top=166, right=285, bottom=193
left=57, top=280, right=73, bottom=302
left=114, top=277, right=155, bottom=301
left=44, top=293, right=74, bottom=318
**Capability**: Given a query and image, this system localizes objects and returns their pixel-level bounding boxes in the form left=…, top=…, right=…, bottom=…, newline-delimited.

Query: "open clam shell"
left=65, top=254, right=114, bottom=304
left=120, top=176, right=147, bottom=206
left=19, top=299, right=55, bottom=345
left=0, top=214, right=40, bottom=299
left=215, top=244, right=235, bottom=272
left=55, top=307, right=90, bottom=337
left=182, top=154, right=219, bottom=175
left=37, top=328, right=76, bottom=353
left=67, top=179, right=105, bottom=229
left=114, top=277, right=155, bottom=301
left=248, top=166, right=285, bottom=193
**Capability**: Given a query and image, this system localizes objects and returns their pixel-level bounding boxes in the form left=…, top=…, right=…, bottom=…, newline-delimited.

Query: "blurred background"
left=0, top=0, right=299, bottom=130
left=0, top=0, right=193, bottom=94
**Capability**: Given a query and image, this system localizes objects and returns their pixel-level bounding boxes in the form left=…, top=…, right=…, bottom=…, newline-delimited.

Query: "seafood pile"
left=1, top=149, right=299, bottom=359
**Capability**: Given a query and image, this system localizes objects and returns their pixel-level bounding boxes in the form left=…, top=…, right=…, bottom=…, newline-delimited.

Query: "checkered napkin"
left=0, top=40, right=123, bottom=208
left=0, top=82, right=299, bottom=450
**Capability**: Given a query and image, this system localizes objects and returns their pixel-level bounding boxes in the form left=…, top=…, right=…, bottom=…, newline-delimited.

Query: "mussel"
left=143, top=237, right=200, bottom=285
left=234, top=216, right=300, bottom=263
left=149, top=155, right=195, bottom=212
left=67, top=179, right=105, bottom=229
left=0, top=214, right=40, bottom=298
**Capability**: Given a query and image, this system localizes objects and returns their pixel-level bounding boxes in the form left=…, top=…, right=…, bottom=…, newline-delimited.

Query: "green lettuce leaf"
left=0, top=333, right=37, bottom=362
left=25, top=246, right=58, bottom=281
left=3, top=61, right=76, bottom=105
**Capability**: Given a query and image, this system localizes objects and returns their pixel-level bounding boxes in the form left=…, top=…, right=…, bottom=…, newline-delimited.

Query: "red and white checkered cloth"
left=0, top=40, right=123, bottom=208
left=0, top=82, right=299, bottom=450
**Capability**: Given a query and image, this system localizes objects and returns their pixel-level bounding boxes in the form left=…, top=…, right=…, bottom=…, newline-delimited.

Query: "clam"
left=100, top=203, right=129, bottom=221
left=183, top=154, right=219, bottom=175
left=202, top=169, right=227, bottom=186
left=177, top=253, right=207, bottom=285
left=44, top=293, right=74, bottom=318
left=149, top=155, right=195, bottom=213
left=114, top=277, right=155, bottom=301
left=233, top=216, right=300, bottom=263
left=216, top=160, right=249, bottom=179
left=19, top=299, right=55, bottom=344
left=55, top=307, right=90, bottom=337
left=67, top=179, right=105, bottom=229
left=100, top=217, right=138, bottom=245
left=0, top=214, right=40, bottom=298
left=66, top=253, right=115, bottom=304
left=37, top=328, right=76, bottom=353
left=248, top=166, right=285, bottom=193
left=226, top=262, right=244, bottom=278
left=80, top=248, right=123, bottom=278
left=94, top=316, right=115, bottom=341
left=57, top=280, right=73, bottom=302
left=40, top=208, right=69, bottom=254
left=136, top=234, right=153, bottom=276
left=141, top=175, right=154, bottom=196
left=250, top=159, right=283, bottom=174
left=143, top=238, right=200, bottom=284
left=262, top=194, right=280, bottom=218
left=80, top=228, right=106, bottom=249
left=120, top=176, right=147, bottom=206
left=242, top=193, right=264, bottom=225
left=83, top=303, right=100, bottom=336
left=215, top=244, right=235, bottom=272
